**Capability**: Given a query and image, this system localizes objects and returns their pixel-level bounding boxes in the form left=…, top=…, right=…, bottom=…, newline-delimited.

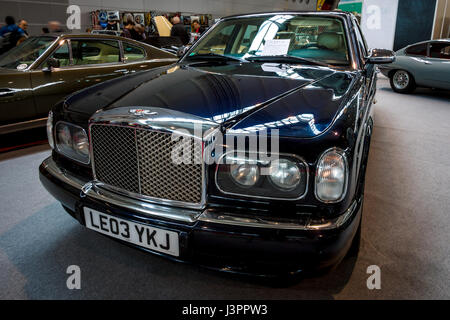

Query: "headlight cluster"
left=216, top=153, right=308, bottom=199
left=216, top=148, right=348, bottom=203
left=55, top=122, right=90, bottom=164
left=315, top=148, right=348, bottom=202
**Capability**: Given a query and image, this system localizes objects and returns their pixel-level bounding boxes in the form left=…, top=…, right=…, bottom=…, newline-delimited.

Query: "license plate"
left=83, top=207, right=179, bottom=257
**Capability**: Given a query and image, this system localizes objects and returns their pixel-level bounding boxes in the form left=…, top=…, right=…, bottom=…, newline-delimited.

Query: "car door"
left=421, top=41, right=450, bottom=89
left=30, top=37, right=129, bottom=118
left=0, top=70, right=35, bottom=126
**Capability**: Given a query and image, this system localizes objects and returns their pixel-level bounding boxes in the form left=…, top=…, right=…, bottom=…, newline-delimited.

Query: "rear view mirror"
left=367, top=49, right=395, bottom=64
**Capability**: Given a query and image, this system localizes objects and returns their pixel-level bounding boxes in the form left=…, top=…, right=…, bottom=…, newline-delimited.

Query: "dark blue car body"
left=40, top=11, right=380, bottom=276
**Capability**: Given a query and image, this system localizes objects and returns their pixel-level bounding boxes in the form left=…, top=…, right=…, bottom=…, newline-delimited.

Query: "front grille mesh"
left=91, top=125, right=203, bottom=204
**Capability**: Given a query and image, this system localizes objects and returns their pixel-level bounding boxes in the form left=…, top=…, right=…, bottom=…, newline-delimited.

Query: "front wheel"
left=390, top=69, right=416, bottom=93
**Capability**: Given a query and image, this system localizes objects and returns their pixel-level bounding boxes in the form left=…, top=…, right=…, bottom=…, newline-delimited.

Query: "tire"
left=389, top=69, right=416, bottom=93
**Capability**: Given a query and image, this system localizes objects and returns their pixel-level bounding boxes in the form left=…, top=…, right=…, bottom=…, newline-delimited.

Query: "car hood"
left=64, top=62, right=356, bottom=138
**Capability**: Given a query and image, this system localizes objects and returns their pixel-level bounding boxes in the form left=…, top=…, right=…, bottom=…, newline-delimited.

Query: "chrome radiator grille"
left=90, top=125, right=203, bottom=205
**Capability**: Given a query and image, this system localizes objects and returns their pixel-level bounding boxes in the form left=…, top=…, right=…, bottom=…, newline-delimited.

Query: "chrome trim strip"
left=198, top=200, right=358, bottom=230
left=0, top=117, right=47, bottom=134
left=42, top=157, right=357, bottom=230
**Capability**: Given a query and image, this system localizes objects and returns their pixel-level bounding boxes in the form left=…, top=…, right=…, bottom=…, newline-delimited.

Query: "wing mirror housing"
left=367, top=49, right=396, bottom=64
left=43, top=57, right=60, bottom=72
left=177, top=45, right=190, bottom=58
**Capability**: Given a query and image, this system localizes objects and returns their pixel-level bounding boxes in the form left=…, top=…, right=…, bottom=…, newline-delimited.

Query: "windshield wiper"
left=245, top=55, right=330, bottom=67
left=185, top=53, right=243, bottom=62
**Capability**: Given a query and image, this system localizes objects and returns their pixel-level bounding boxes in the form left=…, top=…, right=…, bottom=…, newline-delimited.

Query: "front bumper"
left=39, top=156, right=362, bottom=276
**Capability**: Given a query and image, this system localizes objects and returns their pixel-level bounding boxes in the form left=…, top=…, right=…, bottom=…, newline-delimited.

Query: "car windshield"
left=186, top=14, right=350, bottom=66
left=0, top=36, right=56, bottom=69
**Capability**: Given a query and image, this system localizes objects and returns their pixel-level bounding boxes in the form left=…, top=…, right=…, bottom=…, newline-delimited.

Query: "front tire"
left=390, top=69, right=416, bottom=93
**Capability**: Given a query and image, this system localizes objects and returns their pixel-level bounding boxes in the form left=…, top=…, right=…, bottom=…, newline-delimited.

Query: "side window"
left=354, top=21, right=369, bottom=58
left=405, top=43, right=428, bottom=56
left=71, top=39, right=120, bottom=65
left=429, top=43, right=450, bottom=60
left=123, top=42, right=146, bottom=62
left=45, top=42, right=71, bottom=67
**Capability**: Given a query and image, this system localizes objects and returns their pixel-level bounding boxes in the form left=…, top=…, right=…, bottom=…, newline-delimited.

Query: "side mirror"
left=177, top=46, right=190, bottom=58
left=367, top=49, right=396, bottom=64
left=43, top=57, right=60, bottom=72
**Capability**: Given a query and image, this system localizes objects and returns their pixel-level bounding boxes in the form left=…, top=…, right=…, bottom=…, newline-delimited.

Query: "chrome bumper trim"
left=42, top=156, right=358, bottom=230
left=198, top=201, right=357, bottom=230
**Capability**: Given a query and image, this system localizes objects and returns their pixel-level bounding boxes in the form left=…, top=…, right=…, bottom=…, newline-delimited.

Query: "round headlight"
left=57, top=124, right=71, bottom=148
left=269, top=159, right=301, bottom=190
left=73, top=129, right=89, bottom=156
left=229, top=163, right=260, bottom=187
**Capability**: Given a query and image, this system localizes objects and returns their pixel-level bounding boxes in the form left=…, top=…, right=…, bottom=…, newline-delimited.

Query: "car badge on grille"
left=129, top=109, right=158, bottom=117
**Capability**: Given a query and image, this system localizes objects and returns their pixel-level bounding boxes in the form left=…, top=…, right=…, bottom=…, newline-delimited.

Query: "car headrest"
left=317, top=32, right=343, bottom=50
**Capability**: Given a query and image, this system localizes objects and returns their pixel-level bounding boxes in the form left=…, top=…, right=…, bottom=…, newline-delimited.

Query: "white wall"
left=360, top=0, right=399, bottom=50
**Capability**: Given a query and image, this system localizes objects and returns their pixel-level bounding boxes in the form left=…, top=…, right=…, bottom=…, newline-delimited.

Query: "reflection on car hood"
left=64, top=62, right=356, bottom=138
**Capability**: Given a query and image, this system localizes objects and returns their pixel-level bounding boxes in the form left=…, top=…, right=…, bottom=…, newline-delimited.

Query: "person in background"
left=192, top=20, right=204, bottom=34
left=18, top=19, right=28, bottom=36
left=0, top=16, right=26, bottom=54
left=106, top=19, right=119, bottom=31
left=121, top=14, right=134, bottom=39
left=48, top=21, right=63, bottom=33
left=170, top=16, right=189, bottom=45
left=135, top=24, right=146, bottom=41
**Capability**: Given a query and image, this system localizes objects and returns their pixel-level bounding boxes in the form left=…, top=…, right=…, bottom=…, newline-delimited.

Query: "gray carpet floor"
left=0, top=76, right=449, bottom=299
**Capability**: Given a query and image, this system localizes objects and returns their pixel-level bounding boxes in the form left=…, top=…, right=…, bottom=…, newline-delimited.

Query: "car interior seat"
left=317, top=32, right=344, bottom=51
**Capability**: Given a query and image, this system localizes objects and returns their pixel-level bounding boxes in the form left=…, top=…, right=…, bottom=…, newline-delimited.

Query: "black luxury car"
left=39, top=11, right=395, bottom=276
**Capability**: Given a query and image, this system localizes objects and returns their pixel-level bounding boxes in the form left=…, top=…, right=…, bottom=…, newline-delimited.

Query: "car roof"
left=53, top=33, right=162, bottom=50
left=221, top=10, right=355, bottom=20
left=405, top=38, right=450, bottom=48
left=57, top=33, right=126, bottom=41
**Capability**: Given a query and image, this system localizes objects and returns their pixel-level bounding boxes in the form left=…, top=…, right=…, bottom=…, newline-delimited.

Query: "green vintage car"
left=379, top=39, right=450, bottom=93
left=0, top=34, right=177, bottom=134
